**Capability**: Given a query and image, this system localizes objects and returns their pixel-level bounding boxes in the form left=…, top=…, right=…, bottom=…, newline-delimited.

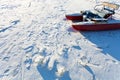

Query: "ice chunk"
left=33, top=55, right=44, bottom=66
left=56, top=65, right=66, bottom=77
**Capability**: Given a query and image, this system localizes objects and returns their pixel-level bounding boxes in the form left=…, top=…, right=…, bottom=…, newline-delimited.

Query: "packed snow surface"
left=0, top=0, right=120, bottom=80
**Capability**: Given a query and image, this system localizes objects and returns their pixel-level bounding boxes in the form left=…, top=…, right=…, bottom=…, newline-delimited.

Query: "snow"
left=0, top=0, right=120, bottom=80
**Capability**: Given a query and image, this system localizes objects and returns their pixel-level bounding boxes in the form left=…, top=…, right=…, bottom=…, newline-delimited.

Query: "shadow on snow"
left=37, top=60, right=71, bottom=80
left=81, top=30, right=120, bottom=61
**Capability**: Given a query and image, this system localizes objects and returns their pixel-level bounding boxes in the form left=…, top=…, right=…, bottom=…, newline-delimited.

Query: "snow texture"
left=0, top=0, right=120, bottom=80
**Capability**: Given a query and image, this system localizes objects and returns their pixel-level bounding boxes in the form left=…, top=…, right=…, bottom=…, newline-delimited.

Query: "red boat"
left=65, top=2, right=120, bottom=31
left=65, top=12, right=112, bottom=21
left=72, top=22, right=120, bottom=31
left=65, top=13, right=83, bottom=21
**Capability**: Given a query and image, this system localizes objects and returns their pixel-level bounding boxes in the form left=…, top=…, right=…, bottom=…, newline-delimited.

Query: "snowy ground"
left=0, top=0, right=120, bottom=80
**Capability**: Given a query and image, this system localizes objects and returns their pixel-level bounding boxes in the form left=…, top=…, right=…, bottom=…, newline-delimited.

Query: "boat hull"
left=72, top=23, right=120, bottom=31
left=65, top=13, right=83, bottom=21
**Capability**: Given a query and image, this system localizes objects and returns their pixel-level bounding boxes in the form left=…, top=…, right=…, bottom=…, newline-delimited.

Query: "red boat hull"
left=72, top=23, right=120, bottom=31
left=65, top=13, right=83, bottom=21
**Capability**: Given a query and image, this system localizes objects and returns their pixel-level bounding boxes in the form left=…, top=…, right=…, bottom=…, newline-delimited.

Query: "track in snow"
left=0, top=0, right=120, bottom=80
